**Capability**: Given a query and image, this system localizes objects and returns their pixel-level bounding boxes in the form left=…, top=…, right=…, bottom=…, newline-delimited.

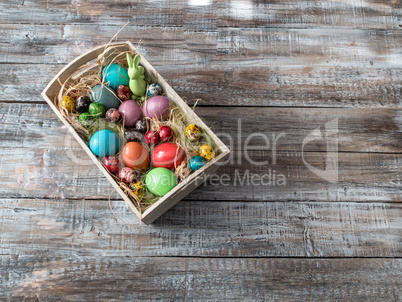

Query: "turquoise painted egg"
left=102, top=64, right=130, bottom=90
left=189, top=155, right=207, bottom=171
left=147, top=83, right=163, bottom=97
left=89, top=129, right=120, bottom=158
left=90, top=84, right=121, bottom=111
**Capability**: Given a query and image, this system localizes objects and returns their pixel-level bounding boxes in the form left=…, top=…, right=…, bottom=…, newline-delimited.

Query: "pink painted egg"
left=143, top=96, right=170, bottom=121
left=118, top=100, right=142, bottom=128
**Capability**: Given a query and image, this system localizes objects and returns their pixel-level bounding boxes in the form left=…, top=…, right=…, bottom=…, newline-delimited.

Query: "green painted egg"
left=88, top=103, right=106, bottom=118
left=79, top=112, right=94, bottom=127
left=145, top=168, right=177, bottom=196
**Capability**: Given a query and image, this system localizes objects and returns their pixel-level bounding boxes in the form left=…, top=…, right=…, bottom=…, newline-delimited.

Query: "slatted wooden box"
left=41, top=41, right=230, bottom=225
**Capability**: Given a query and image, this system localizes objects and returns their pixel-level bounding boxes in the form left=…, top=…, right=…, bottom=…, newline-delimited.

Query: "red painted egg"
left=152, top=143, right=185, bottom=169
left=122, top=142, right=150, bottom=171
left=159, top=125, right=173, bottom=142
left=145, top=130, right=159, bottom=145
left=102, top=156, right=120, bottom=173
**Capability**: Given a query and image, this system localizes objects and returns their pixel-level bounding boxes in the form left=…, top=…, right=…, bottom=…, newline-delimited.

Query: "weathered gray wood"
left=1, top=199, right=401, bottom=258
left=1, top=0, right=402, bottom=298
left=0, top=146, right=400, bottom=201
left=1, top=255, right=401, bottom=301
left=0, top=103, right=400, bottom=202
left=1, top=24, right=401, bottom=107
left=1, top=103, right=401, bottom=153
left=1, top=0, right=400, bottom=29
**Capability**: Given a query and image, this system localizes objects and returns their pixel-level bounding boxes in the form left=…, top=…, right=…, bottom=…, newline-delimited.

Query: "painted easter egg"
left=145, top=168, right=177, bottom=196
left=134, top=118, right=148, bottom=133
left=144, top=131, right=159, bottom=145
left=121, top=142, right=150, bottom=171
left=88, top=103, right=106, bottom=118
left=125, top=129, right=144, bottom=143
left=89, top=129, right=120, bottom=158
left=189, top=155, right=207, bottom=171
left=159, top=125, right=173, bottom=142
left=143, top=96, right=170, bottom=120
left=105, top=108, right=121, bottom=123
left=119, top=167, right=139, bottom=183
left=199, top=144, right=215, bottom=161
left=129, top=181, right=146, bottom=197
left=75, top=95, right=91, bottom=113
left=102, top=64, right=130, bottom=90
left=90, top=84, right=121, bottom=111
left=147, top=83, right=163, bottom=97
left=116, top=85, right=131, bottom=101
left=152, top=143, right=185, bottom=169
left=118, top=100, right=142, bottom=128
left=78, top=112, right=94, bottom=127
left=61, top=95, right=76, bottom=112
left=185, top=124, right=201, bottom=142
left=102, top=156, right=120, bottom=174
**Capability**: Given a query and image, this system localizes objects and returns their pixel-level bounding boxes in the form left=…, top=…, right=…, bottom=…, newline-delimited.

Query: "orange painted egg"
left=121, top=142, right=150, bottom=171
left=152, top=143, right=185, bottom=169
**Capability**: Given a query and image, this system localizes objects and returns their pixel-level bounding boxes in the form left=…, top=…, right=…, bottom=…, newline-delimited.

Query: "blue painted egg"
left=147, top=83, right=163, bottom=97
left=189, top=155, right=207, bottom=171
left=102, top=64, right=130, bottom=90
left=90, top=84, right=121, bottom=111
left=89, top=129, right=120, bottom=158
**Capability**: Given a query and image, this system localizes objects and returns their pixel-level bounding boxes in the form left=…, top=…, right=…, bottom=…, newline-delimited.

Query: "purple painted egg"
left=118, top=100, right=142, bottom=128
left=143, top=96, right=170, bottom=121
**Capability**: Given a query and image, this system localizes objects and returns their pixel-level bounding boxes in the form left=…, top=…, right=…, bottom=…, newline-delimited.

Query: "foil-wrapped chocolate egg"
left=185, top=124, right=201, bottom=142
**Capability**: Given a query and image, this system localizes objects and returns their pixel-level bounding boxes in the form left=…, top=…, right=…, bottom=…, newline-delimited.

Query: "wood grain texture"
left=1, top=198, right=402, bottom=257
left=1, top=24, right=401, bottom=107
left=1, top=255, right=401, bottom=301
left=1, top=0, right=402, bottom=299
left=0, top=104, right=400, bottom=202
left=1, top=0, right=401, bottom=29
left=1, top=103, right=401, bottom=153
left=0, top=144, right=400, bottom=201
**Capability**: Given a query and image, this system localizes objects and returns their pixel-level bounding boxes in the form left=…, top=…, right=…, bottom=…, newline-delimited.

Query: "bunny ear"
left=134, top=54, right=141, bottom=68
left=126, top=53, right=133, bottom=68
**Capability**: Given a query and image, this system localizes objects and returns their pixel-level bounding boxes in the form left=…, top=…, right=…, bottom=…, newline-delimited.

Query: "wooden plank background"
left=0, top=0, right=401, bottom=300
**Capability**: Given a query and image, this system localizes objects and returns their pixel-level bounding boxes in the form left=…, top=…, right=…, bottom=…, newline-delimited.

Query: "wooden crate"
left=41, top=41, right=230, bottom=225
